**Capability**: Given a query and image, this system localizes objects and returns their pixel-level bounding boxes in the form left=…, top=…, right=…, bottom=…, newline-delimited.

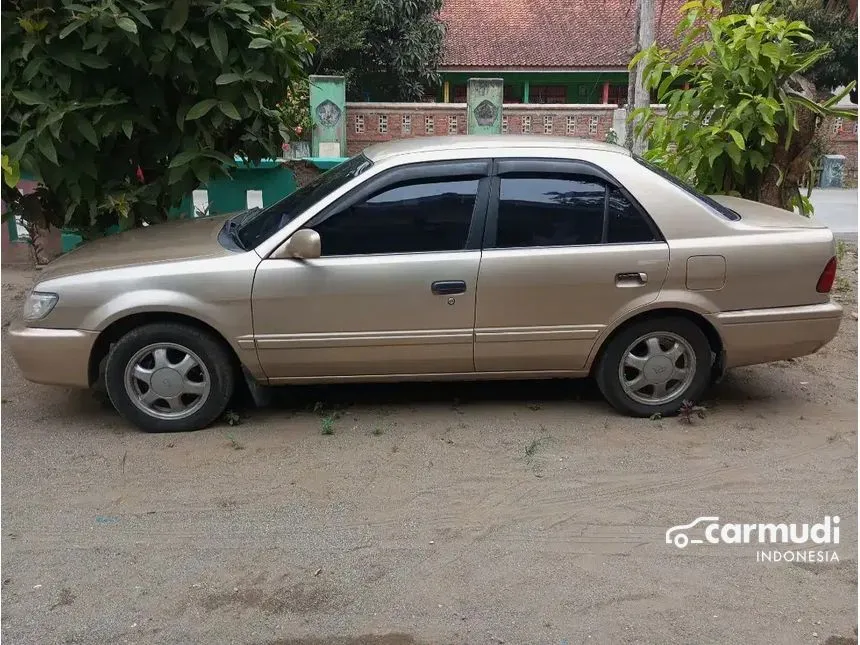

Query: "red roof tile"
left=440, top=0, right=689, bottom=69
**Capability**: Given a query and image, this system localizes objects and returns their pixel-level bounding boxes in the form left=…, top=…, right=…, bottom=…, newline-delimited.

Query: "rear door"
left=474, top=158, right=670, bottom=372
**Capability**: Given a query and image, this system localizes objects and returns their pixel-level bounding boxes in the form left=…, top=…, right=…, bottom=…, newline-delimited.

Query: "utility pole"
left=630, top=0, right=655, bottom=155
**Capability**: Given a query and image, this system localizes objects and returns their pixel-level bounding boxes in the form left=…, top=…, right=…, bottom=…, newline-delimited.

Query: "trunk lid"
left=709, top=195, right=829, bottom=229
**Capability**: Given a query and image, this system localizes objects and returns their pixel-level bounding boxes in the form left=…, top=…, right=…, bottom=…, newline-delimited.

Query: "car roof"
left=362, top=135, right=632, bottom=162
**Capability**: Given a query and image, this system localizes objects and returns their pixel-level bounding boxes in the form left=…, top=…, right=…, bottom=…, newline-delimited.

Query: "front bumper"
left=7, top=321, right=98, bottom=389
left=709, top=302, right=843, bottom=368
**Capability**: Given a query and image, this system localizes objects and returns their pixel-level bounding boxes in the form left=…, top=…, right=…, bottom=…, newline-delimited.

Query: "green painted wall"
left=172, top=166, right=297, bottom=218
left=441, top=71, right=629, bottom=104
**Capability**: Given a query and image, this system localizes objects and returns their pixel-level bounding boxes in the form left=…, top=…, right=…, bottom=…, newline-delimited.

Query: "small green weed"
left=321, top=415, right=335, bottom=435
left=226, top=433, right=245, bottom=450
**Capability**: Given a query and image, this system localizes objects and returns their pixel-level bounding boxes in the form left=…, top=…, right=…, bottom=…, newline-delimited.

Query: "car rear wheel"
left=104, top=323, right=235, bottom=432
left=595, top=317, right=712, bottom=417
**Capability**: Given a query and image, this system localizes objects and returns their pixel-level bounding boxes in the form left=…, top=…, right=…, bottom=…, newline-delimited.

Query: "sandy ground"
left=1, top=247, right=857, bottom=645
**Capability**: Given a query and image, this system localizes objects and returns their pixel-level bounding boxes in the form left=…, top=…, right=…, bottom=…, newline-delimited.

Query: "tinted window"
left=607, top=187, right=658, bottom=243
left=495, top=175, right=605, bottom=248
left=236, top=154, right=373, bottom=249
left=313, top=177, right=478, bottom=256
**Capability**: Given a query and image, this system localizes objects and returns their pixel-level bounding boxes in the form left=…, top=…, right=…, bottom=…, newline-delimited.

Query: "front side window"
left=495, top=175, right=605, bottom=248
left=311, top=176, right=479, bottom=256
left=235, top=154, right=373, bottom=249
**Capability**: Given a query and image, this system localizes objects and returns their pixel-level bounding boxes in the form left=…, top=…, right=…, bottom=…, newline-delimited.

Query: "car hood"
left=38, top=215, right=233, bottom=282
left=708, top=195, right=829, bottom=229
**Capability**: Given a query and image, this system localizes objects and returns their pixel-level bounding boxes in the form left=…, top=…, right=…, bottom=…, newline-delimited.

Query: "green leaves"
left=36, top=134, right=58, bottom=165
left=185, top=99, right=219, bottom=120
left=2, top=0, right=313, bottom=235
left=216, top=73, right=242, bottom=85
left=218, top=101, right=241, bottom=120
left=209, top=22, right=229, bottom=63
left=116, top=17, right=138, bottom=34
left=726, top=129, right=745, bottom=150
left=13, top=90, right=46, bottom=106
left=631, top=0, right=857, bottom=211
left=164, top=0, right=190, bottom=33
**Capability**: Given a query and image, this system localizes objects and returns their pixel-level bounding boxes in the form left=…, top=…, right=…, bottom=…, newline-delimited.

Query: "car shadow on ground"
left=253, top=375, right=604, bottom=411
left=51, top=366, right=788, bottom=432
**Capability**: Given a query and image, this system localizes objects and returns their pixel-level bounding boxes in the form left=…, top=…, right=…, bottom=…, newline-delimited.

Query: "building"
left=436, top=0, right=687, bottom=105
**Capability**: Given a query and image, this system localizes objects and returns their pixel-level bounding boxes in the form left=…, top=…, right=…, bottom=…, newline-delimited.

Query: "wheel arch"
left=586, top=306, right=724, bottom=376
left=88, top=311, right=242, bottom=388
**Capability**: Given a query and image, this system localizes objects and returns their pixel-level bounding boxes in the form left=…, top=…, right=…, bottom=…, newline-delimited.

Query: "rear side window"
left=495, top=175, right=604, bottom=248
left=491, top=174, right=659, bottom=248
left=607, top=187, right=658, bottom=243
left=313, top=177, right=479, bottom=256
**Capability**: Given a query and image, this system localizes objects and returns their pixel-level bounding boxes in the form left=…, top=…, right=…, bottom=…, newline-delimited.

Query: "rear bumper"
left=7, top=321, right=97, bottom=389
left=709, top=302, right=843, bottom=368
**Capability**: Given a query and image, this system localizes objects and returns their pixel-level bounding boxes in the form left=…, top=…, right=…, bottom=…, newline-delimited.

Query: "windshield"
left=634, top=156, right=741, bottom=221
left=235, top=154, right=373, bottom=249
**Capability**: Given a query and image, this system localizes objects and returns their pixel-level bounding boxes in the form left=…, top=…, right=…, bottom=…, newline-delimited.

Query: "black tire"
left=104, top=323, right=235, bottom=432
left=595, top=316, right=712, bottom=418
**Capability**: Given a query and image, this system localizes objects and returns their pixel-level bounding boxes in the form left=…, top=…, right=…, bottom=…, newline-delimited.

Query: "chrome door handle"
left=615, top=272, right=648, bottom=287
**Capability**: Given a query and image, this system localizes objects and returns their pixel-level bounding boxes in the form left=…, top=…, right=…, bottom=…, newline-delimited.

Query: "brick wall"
left=345, top=102, right=618, bottom=154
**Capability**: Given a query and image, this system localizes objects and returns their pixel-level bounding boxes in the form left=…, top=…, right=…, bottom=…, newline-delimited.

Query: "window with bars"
left=543, top=115, right=553, bottom=134
left=453, top=85, right=467, bottom=102
left=566, top=116, right=576, bottom=135
left=832, top=117, right=844, bottom=134
left=502, top=116, right=509, bottom=134
left=588, top=115, right=599, bottom=135
left=448, top=115, right=458, bottom=134
left=354, top=114, right=365, bottom=134
left=378, top=114, right=388, bottom=134
left=425, top=115, right=434, bottom=134
left=402, top=114, right=411, bottom=133
left=854, top=121, right=858, bottom=135
left=522, top=115, right=531, bottom=133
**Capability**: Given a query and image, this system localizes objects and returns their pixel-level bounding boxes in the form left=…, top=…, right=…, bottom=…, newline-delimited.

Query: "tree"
left=1, top=0, right=313, bottom=242
left=306, top=0, right=445, bottom=101
left=631, top=0, right=856, bottom=213
left=730, top=0, right=857, bottom=95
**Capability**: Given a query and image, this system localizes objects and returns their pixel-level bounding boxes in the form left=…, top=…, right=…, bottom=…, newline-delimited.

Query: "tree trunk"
left=632, top=0, right=655, bottom=155
left=759, top=76, right=821, bottom=211
left=625, top=0, right=641, bottom=152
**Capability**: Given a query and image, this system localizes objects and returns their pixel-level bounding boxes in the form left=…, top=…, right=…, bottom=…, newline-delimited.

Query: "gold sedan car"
left=9, top=136, right=843, bottom=432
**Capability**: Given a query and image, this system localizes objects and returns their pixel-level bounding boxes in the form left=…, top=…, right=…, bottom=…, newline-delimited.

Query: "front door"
left=474, top=158, right=670, bottom=372
left=251, top=160, right=491, bottom=380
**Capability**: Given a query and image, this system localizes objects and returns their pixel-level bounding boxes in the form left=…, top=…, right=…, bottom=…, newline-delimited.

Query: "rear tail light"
left=816, top=256, right=837, bottom=293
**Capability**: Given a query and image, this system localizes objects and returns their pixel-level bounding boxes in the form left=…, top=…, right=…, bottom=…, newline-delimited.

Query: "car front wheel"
left=104, top=323, right=235, bottom=432
left=595, top=317, right=712, bottom=418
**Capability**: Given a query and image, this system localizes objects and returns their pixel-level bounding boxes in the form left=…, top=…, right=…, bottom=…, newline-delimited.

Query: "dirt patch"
left=1, top=246, right=857, bottom=644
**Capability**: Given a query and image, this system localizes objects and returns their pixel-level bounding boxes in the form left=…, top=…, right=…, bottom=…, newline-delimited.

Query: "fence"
left=345, top=102, right=622, bottom=154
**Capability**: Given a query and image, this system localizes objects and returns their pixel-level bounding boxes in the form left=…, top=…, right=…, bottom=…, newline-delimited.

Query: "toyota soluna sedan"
left=9, top=136, right=843, bottom=432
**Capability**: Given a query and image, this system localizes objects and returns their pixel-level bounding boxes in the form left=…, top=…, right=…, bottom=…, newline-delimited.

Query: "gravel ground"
left=1, top=247, right=857, bottom=645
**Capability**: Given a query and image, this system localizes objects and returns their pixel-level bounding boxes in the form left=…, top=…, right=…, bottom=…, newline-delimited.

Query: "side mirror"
left=273, top=228, right=321, bottom=260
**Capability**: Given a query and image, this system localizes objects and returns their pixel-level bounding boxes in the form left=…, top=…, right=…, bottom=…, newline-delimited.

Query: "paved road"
left=810, top=188, right=858, bottom=235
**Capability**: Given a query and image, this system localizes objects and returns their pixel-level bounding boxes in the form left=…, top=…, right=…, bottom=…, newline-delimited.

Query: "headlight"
left=23, top=291, right=59, bottom=321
